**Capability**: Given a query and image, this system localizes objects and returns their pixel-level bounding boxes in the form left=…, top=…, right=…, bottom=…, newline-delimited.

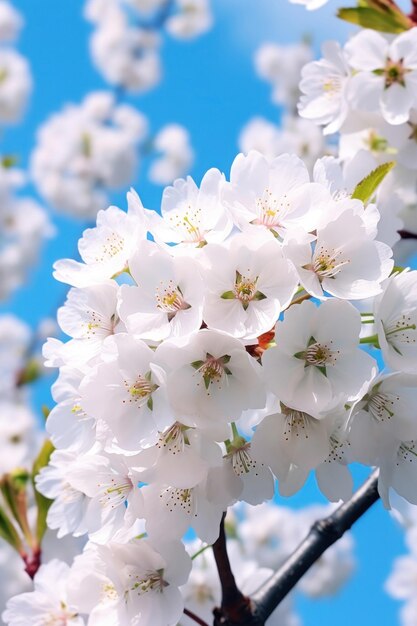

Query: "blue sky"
left=1, top=1, right=407, bottom=624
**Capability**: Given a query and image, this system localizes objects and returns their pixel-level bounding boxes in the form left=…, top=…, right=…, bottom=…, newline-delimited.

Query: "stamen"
left=155, top=280, right=191, bottom=320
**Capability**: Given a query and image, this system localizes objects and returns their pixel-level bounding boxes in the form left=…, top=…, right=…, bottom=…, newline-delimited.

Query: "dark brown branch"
left=399, top=229, right=417, bottom=240
left=183, top=607, right=210, bottom=626
left=212, top=513, right=254, bottom=625
left=211, top=470, right=380, bottom=625
left=252, top=470, right=380, bottom=622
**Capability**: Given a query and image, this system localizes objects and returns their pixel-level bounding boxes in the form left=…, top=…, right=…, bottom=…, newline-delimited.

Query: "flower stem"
left=183, top=607, right=210, bottom=626
left=360, top=334, right=380, bottom=347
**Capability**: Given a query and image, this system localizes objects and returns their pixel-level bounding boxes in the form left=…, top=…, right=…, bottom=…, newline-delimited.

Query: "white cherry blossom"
left=299, top=41, right=350, bottom=135
left=146, top=167, right=232, bottom=247
left=262, top=299, right=377, bottom=416
left=3, top=559, right=84, bottom=626
left=67, top=539, right=191, bottom=626
left=53, top=190, right=147, bottom=288
left=283, top=208, right=393, bottom=300
left=161, top=329, right=266, bottom=432
left=80, top=333, right=172, bottom=450
left=374, top=270, right=417, bottom=374
left=223, top=150, right=327, bottom=237
left=202, top=232, right=298, bottom=339
left=118, top=239, right=204, bottom=341
left=345, top=29, right=417, bottom=125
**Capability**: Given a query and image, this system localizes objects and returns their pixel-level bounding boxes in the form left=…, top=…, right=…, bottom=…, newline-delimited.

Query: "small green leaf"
left=0, top=505, right=22, bottom=552
left=351, top=161, right=395, bottom=204
left=32, top=440, right=54, bottom=544
left=337, top=7, right=411, bottom=33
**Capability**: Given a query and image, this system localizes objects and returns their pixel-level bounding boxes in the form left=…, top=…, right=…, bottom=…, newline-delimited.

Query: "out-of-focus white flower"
left=149, top=124, right=194, bottom=185
left=0, top=49, right=31, bottom=123
left=166, top=0, right=212, bottom=39
left=0, top=1, right=22, bottom=42
left=31, top=92, right=148, bottom=218
left=255, top=41, right=312, bottom=108
left=90, top=7, right=162, bottom=93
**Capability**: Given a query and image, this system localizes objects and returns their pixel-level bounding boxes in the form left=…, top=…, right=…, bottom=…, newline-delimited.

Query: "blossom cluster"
left=30, top=92, right=193, bottom=218
left=0, top=0, right=31, bottom=123
left=299, top=27, right=417, bottom=255
left=4, top=140, right=417, bottom=624
left=84, top=0, right=212, bottom=93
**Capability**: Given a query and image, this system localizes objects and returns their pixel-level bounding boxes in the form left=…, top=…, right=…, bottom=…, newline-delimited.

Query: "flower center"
left=124, top=371, right=158, bottom=410
left=383, top=58, right=409, bottom=88
left=156, top=281, right=191, bottom=320
left=157, top=422, right=189, bottom=454
left=191, top=353, right=232, bottom=390
left=307, top=246, right=349, bottom=280
left=252, top=188, right=290, bottom=232
left=99, top=476, right=133, bottom=509
left=128, top=568, right=168, bottom=596
left=95, top=232, right=125, bottom=262
left=226, top=439, right=256, bottom=476
left=162, top=486, right=194, bottom=514
left=294, top=336, right=338, bottom=375
left=221, top=271, right=266, bottom=310
left=44, top=607, right=79, bottom=626
left=281, top=404, right=314, bottom=440
left=322, top=75, right=342, bottom=96
left=168, top=205, right=205, bottom=244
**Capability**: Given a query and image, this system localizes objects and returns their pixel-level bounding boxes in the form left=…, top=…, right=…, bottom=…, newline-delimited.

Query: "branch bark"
left=212, top=470, right=380, bottom=625
left=252, top=470, right=380, bottom=622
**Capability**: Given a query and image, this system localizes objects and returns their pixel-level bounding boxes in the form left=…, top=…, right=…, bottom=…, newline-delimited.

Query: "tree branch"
left=212, top=513, right=254, bottom=625
left=252, top=469, right=380, bottom=623
left=399, top=229, right=417, bottom=240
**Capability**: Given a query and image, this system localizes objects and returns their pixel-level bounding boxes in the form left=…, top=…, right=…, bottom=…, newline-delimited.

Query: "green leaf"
left=32, top=439, right=54, bottom=544
left=0, top=505, right=22, bottom=552
left=337, top=7, right=411, bottom=33
left=351, top=161, right=395, bottom=204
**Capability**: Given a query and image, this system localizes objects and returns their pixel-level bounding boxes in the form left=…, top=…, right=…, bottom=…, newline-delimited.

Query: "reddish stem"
left=183, top=607, right=210, bottom=626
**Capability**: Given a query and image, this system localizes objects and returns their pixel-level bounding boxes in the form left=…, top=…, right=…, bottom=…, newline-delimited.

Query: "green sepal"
left=221, top=291, right=236, bottom=300
left=32, top=439, right=55, bottom=544
left=0, top=504, right=22, bottom=552
left=351, top=161, right=395, bottom=204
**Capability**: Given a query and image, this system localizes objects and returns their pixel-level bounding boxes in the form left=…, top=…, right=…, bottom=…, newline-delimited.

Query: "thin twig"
left=183, top=607, right=210, bottom=626
left=252, top=470, right=380, bottom=622
left=399, top=229, right=417, bottom=240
